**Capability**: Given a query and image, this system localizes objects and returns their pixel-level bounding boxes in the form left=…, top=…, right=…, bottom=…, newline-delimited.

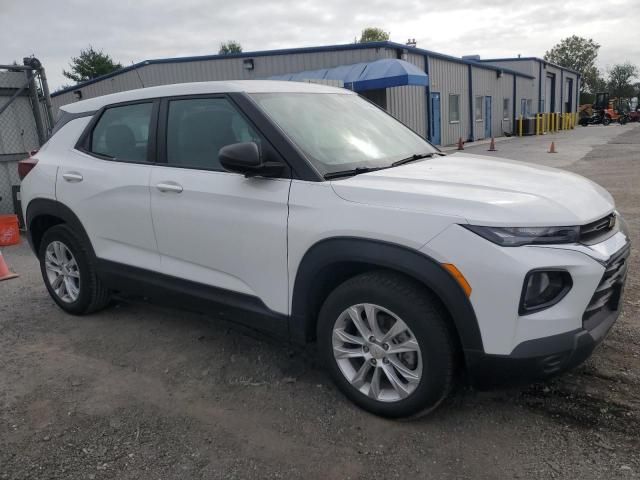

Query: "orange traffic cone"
left=548, top=141, right=557, bottom=153
left=0, top=250, right=18, bottom=281
left=457, top=137, right=464, bottom=150
left=488, top=137, right=497, bottom=151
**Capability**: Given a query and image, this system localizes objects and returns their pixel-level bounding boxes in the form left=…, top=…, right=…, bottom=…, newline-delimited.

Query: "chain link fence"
left=0, top=59, right=54, bottom=219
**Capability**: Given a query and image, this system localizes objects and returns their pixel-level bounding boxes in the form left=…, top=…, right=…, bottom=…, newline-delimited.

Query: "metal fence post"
left=25, top=69, right=46, bottom=145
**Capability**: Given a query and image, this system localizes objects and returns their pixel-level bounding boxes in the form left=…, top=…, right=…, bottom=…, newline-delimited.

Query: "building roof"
left=478, top=57, right=581, bottom=76
left=60, top=80, right=351, bottom=114
left=52, top=41, right=535, bottom=97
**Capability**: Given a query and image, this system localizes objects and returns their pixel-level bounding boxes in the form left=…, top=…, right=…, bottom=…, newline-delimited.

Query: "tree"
left=607, top=62, right=638, bottom=98
left=544, top=36, right=601, bottom=94
left=62, top=46, right=123, bottom=83
left=358, top=27, right=389, bottom=43
left=219, top=41, right=243, bottom=55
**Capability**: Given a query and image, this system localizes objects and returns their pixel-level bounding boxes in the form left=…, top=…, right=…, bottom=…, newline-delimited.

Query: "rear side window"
left=166, top=98, right=261, bottom=171
left=90, top=103, right=153, bottom=162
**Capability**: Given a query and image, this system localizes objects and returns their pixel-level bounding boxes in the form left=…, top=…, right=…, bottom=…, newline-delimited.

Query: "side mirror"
left=219, top=142, right=284, bottom=178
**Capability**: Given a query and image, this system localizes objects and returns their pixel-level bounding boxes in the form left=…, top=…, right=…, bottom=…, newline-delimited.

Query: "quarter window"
left=448, top=94, right=460, bottom=123
left=91, top=103, right=153, bottom=162
left=475, top=96, right=484, bottom=121
left=166, top=97, right=261, bottom=171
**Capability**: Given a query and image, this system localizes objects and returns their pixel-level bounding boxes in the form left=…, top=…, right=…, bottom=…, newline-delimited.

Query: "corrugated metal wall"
left=483, top=60, right=536, bottom=78
left=387, top=52, right=426, bottom=137
left=471, top=67, right=515, bottom=139
left=51, top=47, right=391, bottom=114
left=428, top=57, right=469, bottom=146
left=515, top=75, right=536, bottom=116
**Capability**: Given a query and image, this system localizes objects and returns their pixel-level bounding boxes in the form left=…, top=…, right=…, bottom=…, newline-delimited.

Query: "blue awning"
left=268, top=58, right=428, bottom=91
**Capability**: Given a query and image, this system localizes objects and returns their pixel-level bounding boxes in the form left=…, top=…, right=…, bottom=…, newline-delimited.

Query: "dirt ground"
left=1, top=124, right=639, bottom=479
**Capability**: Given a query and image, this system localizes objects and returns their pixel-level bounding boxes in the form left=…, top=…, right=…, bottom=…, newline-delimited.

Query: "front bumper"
left=466, top=242, right=630, bottom=389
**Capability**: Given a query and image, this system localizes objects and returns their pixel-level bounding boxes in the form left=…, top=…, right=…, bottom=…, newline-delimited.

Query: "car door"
left=149, top=95, right=291, bottom=315
left=56, top=100, right=160, bottom=271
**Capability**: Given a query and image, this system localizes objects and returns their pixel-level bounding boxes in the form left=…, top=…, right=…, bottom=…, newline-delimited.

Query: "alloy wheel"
left=44, top=241, right=81, bottom=303
left=332, top=303, right=423, bottom=402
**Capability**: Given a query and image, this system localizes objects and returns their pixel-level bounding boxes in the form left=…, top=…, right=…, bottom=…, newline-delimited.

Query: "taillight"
left=18, top=157, right=38, bottom=180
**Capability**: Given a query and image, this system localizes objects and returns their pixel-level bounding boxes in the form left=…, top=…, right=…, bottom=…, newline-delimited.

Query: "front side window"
left=503, top=98, right=510, bottom=120
left=475, top=96, right=484, bottom=121
left=91, top=103, right=153, bottom=162
left=449, top=94, right=460, bottom=123
left=250, top=92, right=436, bottom=177
left=166, top=97, right=261, bottom=171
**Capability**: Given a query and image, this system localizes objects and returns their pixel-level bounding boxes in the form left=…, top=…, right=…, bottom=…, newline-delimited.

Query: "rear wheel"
left=39, top=225, right=111, bottom=315
left=318, top=271, right=456, bottom=418
left=603, top=116, right=611, bottom=126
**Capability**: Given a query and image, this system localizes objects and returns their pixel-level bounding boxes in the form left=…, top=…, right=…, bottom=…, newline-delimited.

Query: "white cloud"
left=1, top=0, right=638, bottom=90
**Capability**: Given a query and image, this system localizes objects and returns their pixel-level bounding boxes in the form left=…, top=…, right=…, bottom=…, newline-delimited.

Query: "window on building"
left=91, top=103, right=153, bottom=162
left=166, top=97, right=261, bottom=171
left=448, top=94, right=460, bottom=123
left=520, top=98, right=533, bottom=117
left=475, top=96, right=483, bottom=121
left=503, top=98, right=510, bottom=120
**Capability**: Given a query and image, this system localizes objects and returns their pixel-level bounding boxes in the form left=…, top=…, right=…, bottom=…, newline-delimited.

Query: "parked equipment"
left=579, top=93, right=631, bottom=126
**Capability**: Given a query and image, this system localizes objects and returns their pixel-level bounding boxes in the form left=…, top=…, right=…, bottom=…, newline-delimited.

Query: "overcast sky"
left=2, top=0, right=639, bottom=91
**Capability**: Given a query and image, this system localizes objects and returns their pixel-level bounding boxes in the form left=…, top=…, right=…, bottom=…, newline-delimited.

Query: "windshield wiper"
left=323, top=166, right=387, bottom=180
left=391, top=152, right=436, bottom=167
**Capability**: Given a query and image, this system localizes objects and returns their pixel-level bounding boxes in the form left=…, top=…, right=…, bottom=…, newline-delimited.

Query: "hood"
left=330, top=153, right=615, bottom=226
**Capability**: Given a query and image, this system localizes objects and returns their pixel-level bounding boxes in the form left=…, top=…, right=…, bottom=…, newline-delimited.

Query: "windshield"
left=250, top=92, right=437, bottom=176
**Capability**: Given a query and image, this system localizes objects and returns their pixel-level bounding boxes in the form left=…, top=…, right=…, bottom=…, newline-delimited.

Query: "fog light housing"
left=519, top=270, right=572, bottom=315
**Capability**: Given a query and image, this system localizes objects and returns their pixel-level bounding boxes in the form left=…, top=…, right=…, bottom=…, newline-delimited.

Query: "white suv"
left=20, top=81, right=630, bottom=418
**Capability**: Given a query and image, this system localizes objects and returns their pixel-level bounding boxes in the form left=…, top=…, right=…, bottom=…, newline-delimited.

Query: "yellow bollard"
left=536, top=114, right=540, bottom=135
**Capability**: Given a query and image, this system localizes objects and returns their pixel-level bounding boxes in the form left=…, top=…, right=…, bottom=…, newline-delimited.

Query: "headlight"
left=462, top=225, right=579, bottom=247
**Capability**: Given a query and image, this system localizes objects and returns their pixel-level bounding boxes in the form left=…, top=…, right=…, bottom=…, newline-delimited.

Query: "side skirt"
left=95, top=259, right=289, bottom=338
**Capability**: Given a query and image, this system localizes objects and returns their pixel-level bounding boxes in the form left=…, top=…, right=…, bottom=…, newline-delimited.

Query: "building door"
left=484, top=96, right=492, bottom=138
left=429, top=92, right=441, bottom=145
left=565, top=78, right=573, bottom=112
left=545, top=74, right=555, bottom=112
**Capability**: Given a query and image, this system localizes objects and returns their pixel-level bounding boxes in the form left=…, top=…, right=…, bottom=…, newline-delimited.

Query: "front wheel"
left=39, top=224, right=111, bottom=315
left=318, top=271, right=456, bottom=418
left=602, top=116, right=611, bottom=126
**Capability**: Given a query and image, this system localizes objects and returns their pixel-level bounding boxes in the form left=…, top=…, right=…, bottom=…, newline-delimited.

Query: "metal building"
left=478, top=57, right=581, bottom=116
left=50, top=41, right=580, bottom=147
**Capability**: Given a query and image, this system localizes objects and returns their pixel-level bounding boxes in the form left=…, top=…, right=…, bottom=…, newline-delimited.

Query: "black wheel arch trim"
left=290, top=237, right=485, bottom=355
left=25, top=198, right=96, bottom=259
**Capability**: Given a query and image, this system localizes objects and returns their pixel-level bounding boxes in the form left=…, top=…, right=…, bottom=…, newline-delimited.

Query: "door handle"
left=156, top=182, right=183, bottom=193
left=62, top=172, right=83, bottom=182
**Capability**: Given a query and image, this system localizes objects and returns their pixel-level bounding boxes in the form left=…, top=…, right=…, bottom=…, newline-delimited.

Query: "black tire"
left=39, top=224, right=111, bottom=315
left=317, top=271, right=456, bottom=419
left=603, top=116, right=611, bottom=126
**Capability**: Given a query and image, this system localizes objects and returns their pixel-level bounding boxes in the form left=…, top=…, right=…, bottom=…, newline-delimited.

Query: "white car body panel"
left=332, top=154, right=615, bottom=226
left=150, top=167, right=291, bottom=313
left=422, top=225, right=627, bottom=354
left=51, top=118, right=160, bottom=271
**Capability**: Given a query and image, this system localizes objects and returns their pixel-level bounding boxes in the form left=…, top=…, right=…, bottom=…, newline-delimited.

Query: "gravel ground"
left=1, top=124, right=639, bottom=479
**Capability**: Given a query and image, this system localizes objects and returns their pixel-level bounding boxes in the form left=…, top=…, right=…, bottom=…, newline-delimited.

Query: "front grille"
left=580, top=213, right=616, bottom=244
left=583, top=243, right=630, bottom=325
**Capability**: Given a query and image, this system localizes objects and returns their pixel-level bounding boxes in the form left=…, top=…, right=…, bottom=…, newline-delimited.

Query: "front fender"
left=290, top=237, right=484, bottom=357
